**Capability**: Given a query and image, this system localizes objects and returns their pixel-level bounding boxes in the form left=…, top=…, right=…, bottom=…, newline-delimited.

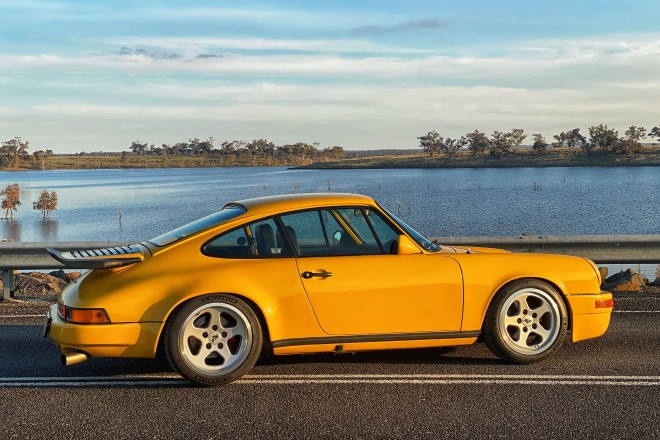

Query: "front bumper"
left=45, top=304, right=162, bottom=358
left=565, top=291, right=613, bottom=342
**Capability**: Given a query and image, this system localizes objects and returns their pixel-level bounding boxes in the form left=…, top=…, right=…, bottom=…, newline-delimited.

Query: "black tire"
left=482, top=279, right=568, bottom=364
left=163, top=294, right=262, bottom=386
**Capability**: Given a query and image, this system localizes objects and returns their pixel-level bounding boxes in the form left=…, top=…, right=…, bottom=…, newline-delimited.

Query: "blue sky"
left=1, top=0, right=659, bottom=152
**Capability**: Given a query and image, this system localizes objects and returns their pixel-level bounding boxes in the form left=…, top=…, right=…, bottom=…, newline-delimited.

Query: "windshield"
left=149, top=205, right=246, bottom=247
left=384, top=208, right=440, bottom=252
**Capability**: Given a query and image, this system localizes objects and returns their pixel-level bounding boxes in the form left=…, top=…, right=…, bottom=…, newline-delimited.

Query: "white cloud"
left=3, top=79, right=659, bottom=152
left=5, top=33, right=660, bottom=83
left=3, top=33, right=660, bottom=151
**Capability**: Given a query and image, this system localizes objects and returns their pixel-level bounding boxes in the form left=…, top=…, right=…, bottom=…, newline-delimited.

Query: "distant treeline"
left=124, top=138, right=345, bottom=163
left=0, top=136, right=346, bottom=169
left=417, top=125, right=660, bottom=157
left=3, top=123, right=660, bottom=170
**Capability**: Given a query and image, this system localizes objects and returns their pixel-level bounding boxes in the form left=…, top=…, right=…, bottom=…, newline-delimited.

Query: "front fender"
left=452, top=253, right=602, bottom=331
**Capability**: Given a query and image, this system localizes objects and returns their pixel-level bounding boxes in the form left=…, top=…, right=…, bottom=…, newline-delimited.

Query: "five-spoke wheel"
left=483, top=280, right=567, bottom=364
left=164, top=295, right=262, bottom=386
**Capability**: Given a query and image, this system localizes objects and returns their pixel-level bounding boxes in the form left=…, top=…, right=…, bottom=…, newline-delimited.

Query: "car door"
left=279, top=207, right=463, bottom=335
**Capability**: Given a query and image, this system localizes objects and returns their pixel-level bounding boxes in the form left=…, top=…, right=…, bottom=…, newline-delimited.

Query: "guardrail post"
left=1, top=269, right=14, bottom=300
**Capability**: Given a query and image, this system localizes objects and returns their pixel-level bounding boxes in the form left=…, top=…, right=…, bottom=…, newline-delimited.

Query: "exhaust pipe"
left=61, top=351, right=89, bottom=366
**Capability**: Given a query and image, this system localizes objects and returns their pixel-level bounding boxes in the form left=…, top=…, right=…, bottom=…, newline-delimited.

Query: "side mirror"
left=397, top=235, right=422, bottom=255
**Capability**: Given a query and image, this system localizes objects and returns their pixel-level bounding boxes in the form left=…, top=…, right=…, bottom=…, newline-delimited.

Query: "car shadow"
left=255, top=346, right=506, bottom=368
left=60, top=345, right=505, bottom=380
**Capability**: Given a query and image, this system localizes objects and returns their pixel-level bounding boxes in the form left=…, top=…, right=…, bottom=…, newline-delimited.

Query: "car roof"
left=229, top=193, right=376, bottom=216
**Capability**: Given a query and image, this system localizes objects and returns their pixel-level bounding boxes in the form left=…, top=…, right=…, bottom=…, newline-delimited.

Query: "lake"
left=0, top=166, right=657, bottom=244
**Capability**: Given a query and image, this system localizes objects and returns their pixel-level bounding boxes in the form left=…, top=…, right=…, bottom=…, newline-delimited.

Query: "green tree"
left=552, top=132, right=567, bottom=148
left=489, top=131, right=513, bottom=157
left=650, top=126, right=660, bottom=144
left=187, top=137, right=214, bottom=155
left=465, top=130, right=490, bottom=156
left=442, top=136, right=466, bottom=156
left=219, top=141, right=236, bottom=156
left=509, top=128, right=527, bottom=150
left=322, top=146, right=345, bottom=160
left=31, top=149, right=53, bottom=170
left=0, top=183, right=21, bottom=219
left=33, top=189, right=58, bottom=219
left=531, top=133, right=548, bottom=154
left=1, top=137, right=30, bottom=169
left=247, top=139, right=276, bottom=158
left=565, top=128, right=586, bottom=148
left=587, top=124, right=620, bottom=154
left=417, top=131, right=442, bottom=157
left=621, top=126, right=646, bottom=155
left=129, top=141, right=150, bottom=156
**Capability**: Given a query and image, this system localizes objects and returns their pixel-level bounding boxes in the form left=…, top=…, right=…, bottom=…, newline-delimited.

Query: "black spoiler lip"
left=47, top=247, right=143, bottom=270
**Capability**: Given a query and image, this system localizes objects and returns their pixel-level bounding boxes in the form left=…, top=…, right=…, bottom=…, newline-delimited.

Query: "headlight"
left=57, top=303, right=110, bottom=324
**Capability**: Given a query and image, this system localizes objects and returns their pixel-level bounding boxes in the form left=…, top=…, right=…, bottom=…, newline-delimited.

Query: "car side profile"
left=45, top=193, right=613, bottom=386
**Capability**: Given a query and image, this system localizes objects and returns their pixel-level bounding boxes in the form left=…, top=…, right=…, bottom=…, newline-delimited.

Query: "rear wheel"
left=483, top=280, right=567, bottom=364
left=164, top=294, right=262, bottom=386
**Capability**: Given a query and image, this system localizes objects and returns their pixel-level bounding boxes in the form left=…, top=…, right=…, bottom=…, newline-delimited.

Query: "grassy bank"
left=3, top=147, right=660, bottom=171
left=298, top=147, right=660, bottom=169
left=4, top=154, right=303, bottom=170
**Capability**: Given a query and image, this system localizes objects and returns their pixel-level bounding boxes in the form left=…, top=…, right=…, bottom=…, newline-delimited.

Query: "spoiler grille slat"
left=47, top=245, right=144, bottom=270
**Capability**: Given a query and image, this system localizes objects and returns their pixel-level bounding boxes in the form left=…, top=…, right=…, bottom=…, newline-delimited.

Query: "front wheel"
left=483, top=280, right=568, bottom=364
left=164, top=294, right=262, bottom=386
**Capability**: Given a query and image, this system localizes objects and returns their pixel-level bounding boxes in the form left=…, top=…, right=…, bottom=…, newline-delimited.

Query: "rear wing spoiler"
left=47, top=245, right=144, bottom=270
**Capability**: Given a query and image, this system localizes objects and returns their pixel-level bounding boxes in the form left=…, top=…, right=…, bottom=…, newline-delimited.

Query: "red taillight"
left=595, top=298, right=614, bottom=309
left=57, top=303, right=67, bottom=320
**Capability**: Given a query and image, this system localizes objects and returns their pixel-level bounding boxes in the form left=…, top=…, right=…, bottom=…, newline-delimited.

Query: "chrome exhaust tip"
left=61, top=351, right=89, bottom=366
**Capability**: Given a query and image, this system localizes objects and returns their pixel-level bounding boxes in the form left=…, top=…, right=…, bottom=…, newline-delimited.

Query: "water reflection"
left=36, top=219, right=59, bottom=242
left=0, top=219, right=21, bottom=242
left=0, top=219, right=61, bottom=242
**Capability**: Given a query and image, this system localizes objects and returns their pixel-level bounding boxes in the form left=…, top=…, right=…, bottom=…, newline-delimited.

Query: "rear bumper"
left=565, top=291, right=613, bottom=342
left=46, top=304, right=161, bottom=358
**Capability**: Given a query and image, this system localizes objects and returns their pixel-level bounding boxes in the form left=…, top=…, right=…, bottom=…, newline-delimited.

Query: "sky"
left=1, top=0, right=660, bottom=153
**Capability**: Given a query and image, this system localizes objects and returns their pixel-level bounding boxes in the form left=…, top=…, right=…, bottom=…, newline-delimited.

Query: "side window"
left=365, top=209, right=401, bottom=253
left=203, top=218, right=290, bottom=258
left=279, top=208, right=382, bottom=257
left=335, top=208, right=379, bottom=248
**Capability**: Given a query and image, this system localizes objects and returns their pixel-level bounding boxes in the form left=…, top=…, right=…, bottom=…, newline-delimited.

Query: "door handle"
left=301, top=271, right=333, bottom=279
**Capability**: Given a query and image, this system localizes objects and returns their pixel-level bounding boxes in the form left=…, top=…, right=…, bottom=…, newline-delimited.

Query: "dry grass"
left=301, top=147, right=660, bottom=169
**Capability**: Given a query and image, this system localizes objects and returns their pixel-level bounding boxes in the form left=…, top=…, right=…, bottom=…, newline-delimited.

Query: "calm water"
left=0, top=166, right=658, bottom=244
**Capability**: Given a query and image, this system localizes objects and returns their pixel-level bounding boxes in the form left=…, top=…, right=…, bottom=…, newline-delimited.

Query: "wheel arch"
left=481, top=277, right=573, bottom=334
left=155, top=291, right=273, bottom=359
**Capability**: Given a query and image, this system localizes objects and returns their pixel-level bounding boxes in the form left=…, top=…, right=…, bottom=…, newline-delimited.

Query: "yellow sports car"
left=45, top=193, right=613, bottom=386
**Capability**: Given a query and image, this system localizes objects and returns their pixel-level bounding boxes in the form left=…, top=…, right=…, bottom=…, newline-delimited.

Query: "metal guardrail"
left=435, top=235, right=660, bottom=264
left=0, top=242, right=130, bottom=300
left=0, top=236, right=659, bottom=300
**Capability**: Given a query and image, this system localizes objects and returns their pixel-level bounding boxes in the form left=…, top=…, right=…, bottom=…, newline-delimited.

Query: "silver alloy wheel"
left=179, top=302, right=252, bottom=375
left=498, top=287, right=561, bottom=355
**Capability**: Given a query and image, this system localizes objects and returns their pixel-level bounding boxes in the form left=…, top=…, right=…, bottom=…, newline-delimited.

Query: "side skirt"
left=272, top=330, right=481, bottom=349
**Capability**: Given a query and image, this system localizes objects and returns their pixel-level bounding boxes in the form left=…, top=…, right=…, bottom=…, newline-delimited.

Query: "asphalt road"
left=0, top=295, right=658, bottom=439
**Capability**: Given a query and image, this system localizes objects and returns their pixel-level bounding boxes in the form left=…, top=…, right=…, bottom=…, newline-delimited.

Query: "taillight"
left=57, top=303, right=110, bottom=324
left=57, top=303, right=67, bottom=321
left=595, top=298, right=614, bottom=309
